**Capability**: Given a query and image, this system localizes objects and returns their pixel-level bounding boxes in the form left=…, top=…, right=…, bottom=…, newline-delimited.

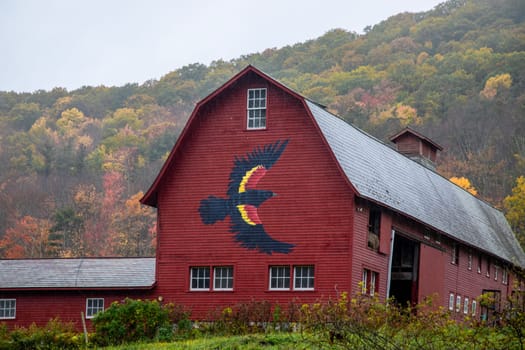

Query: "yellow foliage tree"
left=450, top=176, right=478, bottom=196
left=504, top=176, right=525, bottom=248
left=480, top=73, right=512, bottom=100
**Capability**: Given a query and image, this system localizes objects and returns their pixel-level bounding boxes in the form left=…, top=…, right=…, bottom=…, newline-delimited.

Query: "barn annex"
left=1, top=65, right=524, bottom=329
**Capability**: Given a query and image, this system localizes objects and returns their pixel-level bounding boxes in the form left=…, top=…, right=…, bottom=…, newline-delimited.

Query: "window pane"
left=294, top=266, right=314, bottom=290
left=270, top=266, right=290, bottom=290
left=86, top=298, right=104, bottom=318
left=191, top=267, right=210, bottom=290
left=247, top=88, right=267, bottom=130
left=214, top=266, right=233, bottom=290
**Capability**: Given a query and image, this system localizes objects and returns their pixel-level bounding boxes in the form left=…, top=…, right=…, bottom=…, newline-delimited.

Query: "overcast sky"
left=1, top=0, right=444, bottom=92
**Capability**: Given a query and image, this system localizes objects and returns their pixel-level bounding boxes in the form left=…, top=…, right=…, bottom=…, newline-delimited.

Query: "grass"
left=98, top=333, right=317, bottom=350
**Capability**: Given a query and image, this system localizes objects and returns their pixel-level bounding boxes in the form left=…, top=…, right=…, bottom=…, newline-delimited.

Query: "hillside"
left=1, top=0, right=524, bottom=258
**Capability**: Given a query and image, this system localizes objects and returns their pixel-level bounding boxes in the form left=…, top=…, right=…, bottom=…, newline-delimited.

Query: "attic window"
left=247, top=88, right=267, bottom=129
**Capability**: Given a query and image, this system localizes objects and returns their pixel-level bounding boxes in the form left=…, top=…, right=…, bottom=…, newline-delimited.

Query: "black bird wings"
left=227, top=139, right=289, bottom=197
left=227, top=139, right=293, bottom=254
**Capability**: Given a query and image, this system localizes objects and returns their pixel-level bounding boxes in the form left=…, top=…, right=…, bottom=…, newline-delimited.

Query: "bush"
left=0, top=318, right=82, bottom=350
left=91, top=298, right=182, bottom=346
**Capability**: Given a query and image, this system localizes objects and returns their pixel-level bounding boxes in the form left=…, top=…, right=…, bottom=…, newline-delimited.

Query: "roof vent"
left=390, top=127, right=443, bottom=171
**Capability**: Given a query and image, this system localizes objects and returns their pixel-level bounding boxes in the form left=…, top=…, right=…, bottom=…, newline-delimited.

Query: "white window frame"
left=451, top=244, right=459, bottom=265
left=463, top=297, right=469, bottom=314
left=449, top=293, right=455, bottom=311
left=190, top=266, right=210, bottom=291
left=0, top=299, right=16, bottom=319
left=467, top=251, right=472, bottom=271
left=294, top=265, right=314, bottom=291
left=362, top=269, right=369, bottom=294
left=362, top=268, right=379, bottom=296
left=456, top=295, right=462, bottom=312
left=269, top=266, right=290, bottom=290
left=247, top=88, right=267, bottom=130
left=472, top=300, right=477, bottom=316
left=494, top=265, right=499, bottom=281
left=86, top=298, right=104, bottom=319
left=477, top=254, right=482, bottom=274
left=213, top=266, right=234, bottom=291
left=502, top=268, right=508, bottom=285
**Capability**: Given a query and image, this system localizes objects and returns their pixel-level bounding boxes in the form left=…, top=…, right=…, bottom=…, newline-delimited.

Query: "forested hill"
left=1, top=0, right=524, bottom=258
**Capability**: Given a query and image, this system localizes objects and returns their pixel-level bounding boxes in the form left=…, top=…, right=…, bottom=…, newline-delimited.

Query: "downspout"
left=386, top=229, right=396, bottom=304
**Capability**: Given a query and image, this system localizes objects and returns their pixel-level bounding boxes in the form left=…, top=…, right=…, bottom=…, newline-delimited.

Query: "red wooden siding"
left=418, top=243, right=446, bottom=304
left=153, top=72, right=356, bottom=318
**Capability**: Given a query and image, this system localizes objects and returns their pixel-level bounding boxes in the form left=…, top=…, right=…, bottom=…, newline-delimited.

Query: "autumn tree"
left=450, top=176, right=478, bottom=196
left=111, top=191, right=156, bottom=257
left=0, top=216, right=51, bottom=258
left=504, top=176, right=525, bottom=249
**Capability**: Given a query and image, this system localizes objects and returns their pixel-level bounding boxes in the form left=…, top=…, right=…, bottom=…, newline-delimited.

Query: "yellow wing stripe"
left=238, top=165, right=263, bottom=193
left=237, top=205, right=257, bottom=226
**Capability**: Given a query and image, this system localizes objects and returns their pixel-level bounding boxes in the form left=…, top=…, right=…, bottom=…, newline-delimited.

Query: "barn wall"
left=351, top=203, right=391, bottom=301
left=154, top=72, right=355, bottom=318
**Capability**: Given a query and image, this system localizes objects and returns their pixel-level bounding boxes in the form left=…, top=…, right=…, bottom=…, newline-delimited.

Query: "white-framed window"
left=362, top=269, right=379, bottom=296
left=269, top=266, right=290, bottom=290
left=0, top=299, right=16, bottom=319
left=214, top=266, right=234, bottom=291
left=190, top=266, right=210, bottom=291
left=494, top=265, right=499, bottom=281
left=269, top=265, right=316, bottom=291
left=451, top=244, right=459, bottom=265
left=247, top=88, right=267, bottom=130
left=294, top=266, right=314, bottom=290
left=486, top=259, right=491, bottom=278
left=456, top=295, right=462, bottom=312
left=463, top=297, right=469, bottom=314
left=86, top=298, right=104, bottom=319
left=502, top=268, right=509, bottom=285
left=472, top=300, right=477, bottom=316
left=477, top=253, right=482, bottom=274
left=467, top=251, right=472, bottom=271
left=449, top=293, right=455, bottom=311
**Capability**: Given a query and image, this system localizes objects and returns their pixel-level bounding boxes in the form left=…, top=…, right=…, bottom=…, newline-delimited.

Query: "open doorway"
left=389, top=235, right=420, bottom=306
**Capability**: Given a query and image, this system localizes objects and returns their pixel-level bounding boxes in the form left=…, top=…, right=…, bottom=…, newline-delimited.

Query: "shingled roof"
left=307, top=100, right=525, bottom=268
left=0, top=258, right=155, bottom=290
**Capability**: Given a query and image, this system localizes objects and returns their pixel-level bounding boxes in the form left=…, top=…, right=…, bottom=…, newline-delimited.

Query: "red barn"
left=1, top=65, right=524, bottom=329
left=141, top=65, right=525, bottom=320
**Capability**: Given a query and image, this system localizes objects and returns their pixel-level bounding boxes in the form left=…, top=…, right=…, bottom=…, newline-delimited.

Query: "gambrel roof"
left=141, top=65, right=525, bottom=268
left=0, top=258, right=155, bottom=290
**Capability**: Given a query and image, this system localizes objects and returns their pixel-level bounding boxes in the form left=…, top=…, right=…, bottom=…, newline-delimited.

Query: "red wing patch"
left=237, top=204, right=262, bottom=226
left=238, top=165, right=267, bottom=193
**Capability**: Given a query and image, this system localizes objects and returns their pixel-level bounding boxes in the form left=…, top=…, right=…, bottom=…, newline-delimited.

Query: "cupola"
left=390, top=127, right=443, bottom=171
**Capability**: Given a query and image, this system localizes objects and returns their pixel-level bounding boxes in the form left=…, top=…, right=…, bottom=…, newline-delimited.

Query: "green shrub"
left=91, top=298, right=179, bottom=346
left=0, top=318, right=81, bottom=350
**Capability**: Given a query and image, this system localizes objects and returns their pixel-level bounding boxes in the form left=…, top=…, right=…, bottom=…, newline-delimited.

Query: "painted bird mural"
left=199, top=139, right=294, bottom=254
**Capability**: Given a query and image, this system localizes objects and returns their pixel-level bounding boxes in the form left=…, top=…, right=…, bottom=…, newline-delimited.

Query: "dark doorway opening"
left=389, top=235, right=420, bottom=306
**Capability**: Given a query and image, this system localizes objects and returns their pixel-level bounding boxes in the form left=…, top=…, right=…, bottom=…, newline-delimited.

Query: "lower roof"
left=0, top=257, right=155, bottom=290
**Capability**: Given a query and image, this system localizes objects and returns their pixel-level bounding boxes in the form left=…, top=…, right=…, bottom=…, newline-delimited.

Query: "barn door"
left=389, top=235, right=419, bottom=306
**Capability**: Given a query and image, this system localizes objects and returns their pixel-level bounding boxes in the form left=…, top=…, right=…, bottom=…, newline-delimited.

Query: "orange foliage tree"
left=0, top=216, right=52, bottom=258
